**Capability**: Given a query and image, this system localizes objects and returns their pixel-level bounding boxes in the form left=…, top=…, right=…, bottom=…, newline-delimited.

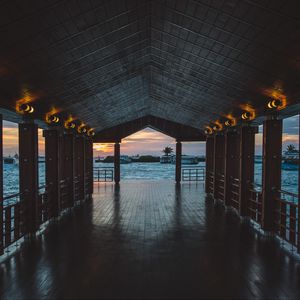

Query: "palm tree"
left=286, top=144, right=296, bottom=152
left=162, top=146, right=173, bottom=156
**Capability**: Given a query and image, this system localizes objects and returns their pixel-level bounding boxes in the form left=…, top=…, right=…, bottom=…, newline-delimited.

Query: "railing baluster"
left=181, top=167, right=205, bottom=182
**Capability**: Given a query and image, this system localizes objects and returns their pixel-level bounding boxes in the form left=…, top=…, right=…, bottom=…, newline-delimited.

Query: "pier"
left=0, top=0, right=300, bottom=299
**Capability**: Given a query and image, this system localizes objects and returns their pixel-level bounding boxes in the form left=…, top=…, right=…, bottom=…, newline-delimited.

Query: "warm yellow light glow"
left=93, top=143, right=112, bottom=153
left=267, top=98, right=286, bottom=110
left=261, top=87, right=287, bottom=110
left=15, top=87, right=40, bottom=114
left=78, top=123, right=87, bottom=134
left=224, top=114, right=237, bottom=127
left=64, top=116, right=76, bottom=129
left=213, top=120, right=223, bottom=131
left=87, top=128, right=95, bottom=137
left=204, top=126, right=213, bottom=135
left=45, top=107, right=61, bottom=124
left=16, top=103, right=35, bottom=114
left=240, top=104, right=256, bottom=121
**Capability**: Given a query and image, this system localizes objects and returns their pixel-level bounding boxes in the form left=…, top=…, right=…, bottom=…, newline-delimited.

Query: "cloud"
left=283, top=115, right=299, bottom=135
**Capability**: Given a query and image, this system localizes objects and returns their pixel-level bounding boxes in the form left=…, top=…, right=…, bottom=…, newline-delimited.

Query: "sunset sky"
left=2, top=115, right=299, bottom=157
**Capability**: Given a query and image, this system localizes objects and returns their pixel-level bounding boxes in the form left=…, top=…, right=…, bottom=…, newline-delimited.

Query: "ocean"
left=2, top=161, right=298, bottom=197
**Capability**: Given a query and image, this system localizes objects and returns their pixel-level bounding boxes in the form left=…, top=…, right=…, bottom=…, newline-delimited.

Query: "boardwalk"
left=0, top=181, right=299, bottom=299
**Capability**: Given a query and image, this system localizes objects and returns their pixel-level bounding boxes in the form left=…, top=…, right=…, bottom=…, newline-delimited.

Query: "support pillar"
left=19, top=122, right=39, bottom=233
left=0, top=115, right=3, bottom=254
left=74, top=136, right=85, bottom=201
left=114, top=142, right=120, bottom=184
left=239, top=126, right=257, bottom=216
left=44, top=129, right=60, bottom=217
left=261, top=118, right=282, bottom=231
left=175, top=141, right=182, bottom=184
left=85, top=138, right=93, bottom=196
left=224, top=129, right=240, bottom=206
left=61, top=133, right=75, bottom=208
left=213, top=134, right=225, bottom=201
left=205, top=136, right=214, bottom=193
left=298, top=115, right=300, bottom=253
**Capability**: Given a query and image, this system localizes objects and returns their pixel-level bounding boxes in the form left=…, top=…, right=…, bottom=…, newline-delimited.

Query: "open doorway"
left=93, top=127, right=204, bottom=181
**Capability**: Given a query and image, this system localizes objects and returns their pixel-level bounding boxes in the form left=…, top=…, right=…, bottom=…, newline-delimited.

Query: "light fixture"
left=212, top=120, right=223, bottom=132
left=64, top=120, right=75, bottom=129
left=78, top=123, right=87, bottom=134
left=87, top=129, right=95, bottom=137
left=213, top=124, right=221, bottom=131
left=204, top=126, right=213, bottom=135
left=17, top=103, right=34, bottom=114
left=267, top=99, right=282, bottom=109
left=46, top=114, right=60, bottom=124
left=225, top=119, right=234, bottom=127
left=241, top=111, right=252, bottom=120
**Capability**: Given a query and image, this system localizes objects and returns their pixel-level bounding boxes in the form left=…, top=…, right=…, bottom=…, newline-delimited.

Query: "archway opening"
left=93, top=127, right=204, bottom=181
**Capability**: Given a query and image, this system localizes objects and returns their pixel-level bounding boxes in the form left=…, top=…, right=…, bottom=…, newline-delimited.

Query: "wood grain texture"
left=1, top=181, right=299, bottom=299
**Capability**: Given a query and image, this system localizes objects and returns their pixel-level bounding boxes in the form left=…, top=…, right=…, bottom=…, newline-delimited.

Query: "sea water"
left=2, top=161, right=298, bottom=197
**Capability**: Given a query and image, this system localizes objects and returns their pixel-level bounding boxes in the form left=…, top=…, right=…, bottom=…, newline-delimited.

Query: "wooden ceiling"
left=0, top=0, right=299, bottom=134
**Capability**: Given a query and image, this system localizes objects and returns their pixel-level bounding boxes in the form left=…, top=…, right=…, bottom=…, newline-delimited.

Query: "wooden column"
left=298, top=115, right=300, bottom=253
left=85, top=138, right=93, bottom=196
left=175, top=141, right=182, bottom=184
left=213, top=134, right=225, bottom=201
left=261, top=118, right=282, bottom=231
left=61, top=133, right=75, bottom=208
left=224, top=129, right=240, bottom=206
left=74, top=136, right=85, bottom=201
left=44, top=129, right=60, bottom=217
left=205, top=136, right=214, bottom=193
left=19, top=122, right=39, bottom=233
left=114, top=142, right=120, bottom=184
left=239, top=126, right=257, bottom=216
left=0, top=115, right=3, bottom=254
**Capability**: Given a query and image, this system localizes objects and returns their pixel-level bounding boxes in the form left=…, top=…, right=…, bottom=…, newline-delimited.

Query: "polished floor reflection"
left=1, top=181, right=300, bottom=299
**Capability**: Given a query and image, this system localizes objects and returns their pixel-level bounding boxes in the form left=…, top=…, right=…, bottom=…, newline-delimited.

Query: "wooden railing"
left=37, top=185, right=51, bottom=226
left=230, top=178, right=240, bottom=210
left=74, top=176, right=80, bottom=203
left=215, top=173, right=225, bottom=201
left=207, top=171, right=214, bottom=194
left=3, top=193, right=26, bottom=250
left=94, top=167, right=114, bottom=182
left=182, top=167, right=205, bottom=181
left=247, top=183, right=262, bottom=224
left=274, top=189, right=299, bottom=250
left=59, top=179, right=70, bottom=210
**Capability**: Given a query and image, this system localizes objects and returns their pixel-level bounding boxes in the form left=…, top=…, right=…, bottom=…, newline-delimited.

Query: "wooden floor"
left=1, top=180, right=300, bottom=299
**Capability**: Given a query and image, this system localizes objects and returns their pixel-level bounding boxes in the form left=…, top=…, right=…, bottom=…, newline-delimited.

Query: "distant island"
left=95, top=154, right=206, bottom=163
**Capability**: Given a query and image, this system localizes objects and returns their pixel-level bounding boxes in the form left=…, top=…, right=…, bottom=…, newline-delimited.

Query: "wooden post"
left=114, top=142, right=120, bottom=183
left=175, top=141, right=182, bottom=184
left=44, top=129, right=60, bottom=217
left=239, top=126, right=257, bottom=216
left=213, top=134, right=225, bottom=201
left=19, top=122, right=39, bottom=233
left=74, top=136, right=85, bottom=201
left=224, top=129, right=240, bottom=206
left=298, top=115, right=300, bottom=253
left=205, top=136, right=214, bottom=193
left=85, top=138, right=93, bottom=196
left=61, top=133, right=75, bottom=208
left=0, top=115, right=3, bottom=254
left=261, top=118, right=282, bottom=231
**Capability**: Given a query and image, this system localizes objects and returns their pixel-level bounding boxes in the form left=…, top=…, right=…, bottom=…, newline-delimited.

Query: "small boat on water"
left=160, top=155, right=174, bottom=163
left=120, top=155, right=132, bottom=164
left=160, top=154, right=198, bottom=165
left=180, top=155, right=198, bottom=165
left=282, top=147, right=299, bottom=170
left=95, top=156, right=104, bottom=163
left=3, top=154, right=19, bottom=165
